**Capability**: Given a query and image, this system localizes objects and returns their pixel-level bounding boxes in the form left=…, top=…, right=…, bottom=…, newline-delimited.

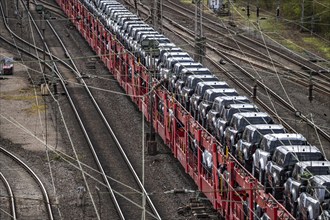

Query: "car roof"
left=276, top=145, right=320, bottom=154
left=244, top=124, right=285, bottom=131
left=197, top=81, right=227, bottom=86
left=226, top=103, right=258, bottom=109
left=262, top=133, right=306, bottom=141
left=295, top=161, right=330, bottom=169
left=188, top=75, right=216, bottom=79
left=214, top=96, right=250, bottom=102
left=205, top=88, right=237, bottom=94
left=232, top=112, right=270, bottom=119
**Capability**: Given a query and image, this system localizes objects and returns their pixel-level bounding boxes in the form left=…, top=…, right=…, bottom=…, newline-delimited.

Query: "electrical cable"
left=25, top=5, right=64, bottom=218
left=0, top=113, right=160, bottom=219
left=3, top=0, right=330, bottom=218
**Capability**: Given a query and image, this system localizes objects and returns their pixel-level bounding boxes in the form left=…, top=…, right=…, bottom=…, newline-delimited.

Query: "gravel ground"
left=1, top=1, right=200, bottom=219
left=1, top=0, right=329, bottom=219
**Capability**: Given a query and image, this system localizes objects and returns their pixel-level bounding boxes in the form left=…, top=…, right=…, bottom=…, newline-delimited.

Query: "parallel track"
left=161, top=1, right=330, bottom=95
left=166, top=0, right=329, bottom=75
left=9, top=0, right=162, bottom=218
left=0, top=147, right=54, bottom=220
left=125, top=0, right=330, bottom=143
left=46, top=15, right=161, bottom=220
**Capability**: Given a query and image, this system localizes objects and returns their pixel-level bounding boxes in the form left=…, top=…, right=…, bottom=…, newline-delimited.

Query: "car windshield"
left=242, top=129, right=252, bottom=142
left=271, top=139, right=307, bottom=150
left=324, top=184, right=330, bottom=199
left=305, top=166, right=330, bottom=176
left=248, top=116, right=272, bottom=125
left=196, top=85, right=202, bottom=96
left=274, top=151, right=285, bottom=165
left=187, top=78, right=193, bottom=88
left=292, top=152, right=324, bottom=162
left=203, top=92, right=210, bottom=101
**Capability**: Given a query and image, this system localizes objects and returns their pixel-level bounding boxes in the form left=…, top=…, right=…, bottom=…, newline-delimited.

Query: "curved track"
left=0, top=172, right=16, bottom=220
left=0, top=147, right=54, bottom=220
left=15, top=0, right=162, bottom=218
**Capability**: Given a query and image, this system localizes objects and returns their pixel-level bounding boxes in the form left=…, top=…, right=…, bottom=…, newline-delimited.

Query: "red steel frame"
left=57, top=1, right=295, bottom=219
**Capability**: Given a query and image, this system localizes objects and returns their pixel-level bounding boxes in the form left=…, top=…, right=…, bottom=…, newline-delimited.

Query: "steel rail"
left=156, top=11, right=330, bottom=142
left=50, top=8, right=162, bottom=218
left=163, top=0, right=330, bottom=92
left=1, top=4, right=159, bottom=217
left=129, top=0, right=330, bottom=95
left=0, top=147, right=54, bottom=220
left=0, top=5, right=72, bottom=78
left=45, top=4, right=161, bottom=218
left=2, top=2, right=107, bottom=219
left=166, top=0, right=328, bottom=74
left=46, top=20, right=126, bottom=220
left=161, top=2, right=287, bottom=69
left=25, top=0, right=126, bottom=218
left=0, top=172, right=17, bottom=220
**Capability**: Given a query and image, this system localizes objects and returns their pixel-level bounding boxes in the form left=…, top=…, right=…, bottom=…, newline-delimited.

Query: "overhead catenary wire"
left=1, top=0, right=101, bottom=217
left=0, top=1, right=62, bottom=218
left=0, top=113, right=160, bottom=219
left=3, top=0, right=330, bottom=218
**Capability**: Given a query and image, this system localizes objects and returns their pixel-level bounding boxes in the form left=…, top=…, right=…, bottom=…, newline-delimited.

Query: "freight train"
left=56, top=0, right=330, bottom=219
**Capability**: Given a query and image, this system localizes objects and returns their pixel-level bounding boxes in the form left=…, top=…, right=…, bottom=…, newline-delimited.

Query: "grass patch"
left=0, top=86, right=38, bottom=100
left=23, top=104, right=46, bottom=114
left=224, top=2, right=329, bottom=60
left=303, top=37, right=330, bottom=59
left=0, top=87, right=40, bottom=101
left=0, top=94, right=39, bottom=101
left=279, top=39, right=304, bottom=53
left=50, top=152, right=76, bottom=163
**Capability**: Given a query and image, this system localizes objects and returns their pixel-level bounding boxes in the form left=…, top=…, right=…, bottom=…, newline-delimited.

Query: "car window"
left=307, top=166, right=330, bottom=176
left=292, top=166, right=299, bottom=179
left=295, top=152, right=324, bottom=162
left=242, top=129, right=249, bottom=141
left=274, top=151, right=285, bottom=165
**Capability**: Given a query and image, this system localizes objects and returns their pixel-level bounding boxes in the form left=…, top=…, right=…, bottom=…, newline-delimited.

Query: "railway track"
left=50, top=2, right=326, bottom=217
left=1, top=1, right=200, bottom=218
left=2, top=0, right=328, bottom=217
left=52, top=0, right=330, bottom=218
left=161, top=1, right=330, bottom=96
left=0, top=172, right=16, bottom=220
left=165, top=0, right=329, bottom=75
left=125, top=0, right=330, bottom=147
left=20, top=0, right=161, bottom=218
left=0, top=147, right=54, bottom=220
left=1, top=1, right=161, bottom=218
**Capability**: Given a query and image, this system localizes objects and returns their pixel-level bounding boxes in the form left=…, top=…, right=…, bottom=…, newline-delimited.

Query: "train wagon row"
left=55, top=0, right=330, bottom=219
